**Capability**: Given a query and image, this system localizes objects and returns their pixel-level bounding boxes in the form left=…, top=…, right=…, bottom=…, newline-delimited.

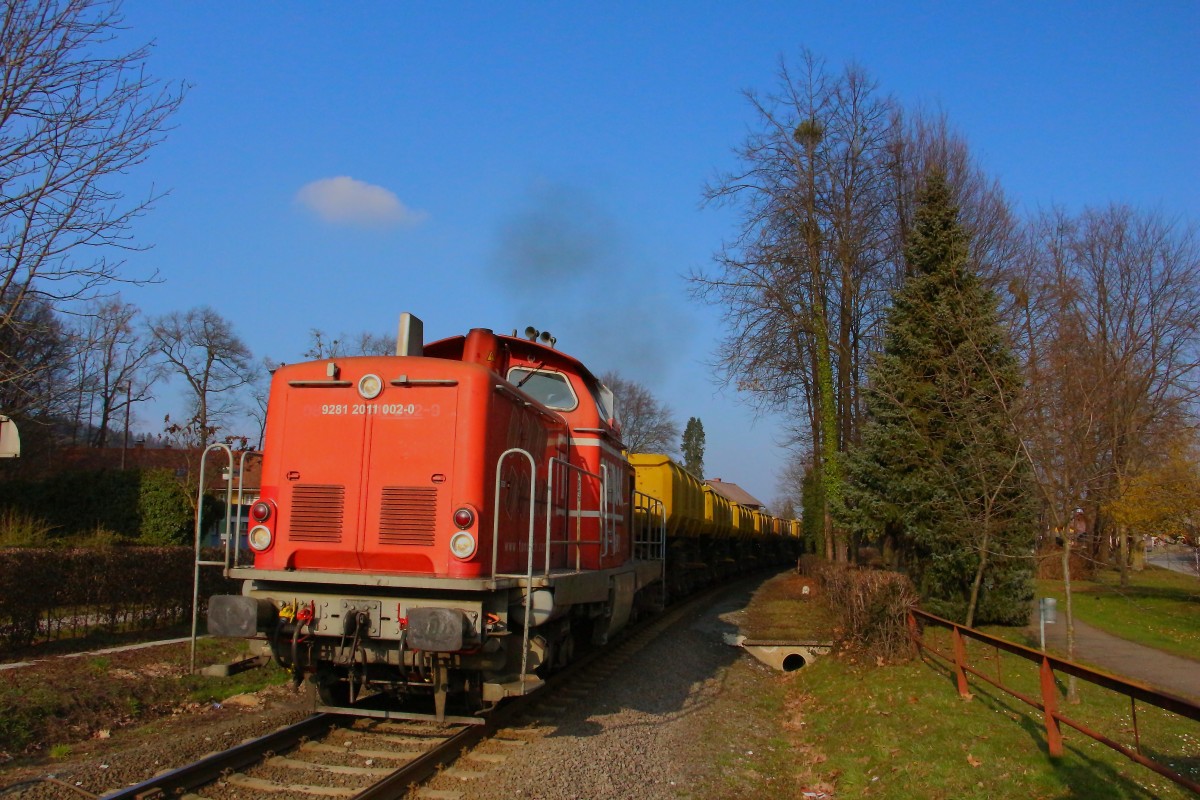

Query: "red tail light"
left=250, top=501, right=272, bottom=522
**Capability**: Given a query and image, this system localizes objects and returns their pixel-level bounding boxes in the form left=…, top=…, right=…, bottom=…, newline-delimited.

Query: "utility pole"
left=121, top=383, right=131, bottom=470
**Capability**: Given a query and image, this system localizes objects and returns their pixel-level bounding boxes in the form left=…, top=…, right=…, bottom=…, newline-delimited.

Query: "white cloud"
left=294, top=176, right=428, bottom=228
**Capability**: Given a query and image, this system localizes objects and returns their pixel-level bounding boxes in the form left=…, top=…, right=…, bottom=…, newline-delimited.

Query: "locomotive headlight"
left=358, top=373, right=383, bottom=400
left=449, top=530, right=477, bottom=559
left=248, top=525, right=273, bottom=551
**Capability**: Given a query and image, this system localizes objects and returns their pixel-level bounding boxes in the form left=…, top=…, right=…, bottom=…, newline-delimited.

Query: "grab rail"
left=633, top=491, right=666, bottom=603
left=546, top=456, right=602, bottom=572
left=190, top=443, right=233, bottom=673
left=491, top=448, right=538, bottom=694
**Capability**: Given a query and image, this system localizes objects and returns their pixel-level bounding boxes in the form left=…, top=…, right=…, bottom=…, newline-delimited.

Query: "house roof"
left=704, top=478, right=766, bottom=510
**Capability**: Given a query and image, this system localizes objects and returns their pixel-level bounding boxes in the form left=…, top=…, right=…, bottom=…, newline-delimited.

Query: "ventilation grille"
left=379, top=487, right=437, bottom=546
left=289, top=485, right=344, bottom=542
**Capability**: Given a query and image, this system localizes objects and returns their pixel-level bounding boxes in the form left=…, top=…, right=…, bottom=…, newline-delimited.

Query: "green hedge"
left=0, top=546, right=240, bottom=657
left=0, top=467, right=197, bottom=543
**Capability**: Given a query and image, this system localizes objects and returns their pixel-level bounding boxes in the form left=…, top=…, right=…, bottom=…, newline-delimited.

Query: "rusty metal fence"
left=907, top=607, right=1200, bottom=795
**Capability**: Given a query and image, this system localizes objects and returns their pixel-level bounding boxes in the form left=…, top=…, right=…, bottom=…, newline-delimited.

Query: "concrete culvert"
left=781, top=652, right=807, bottom=671
left=733, top=640, right=833, bottom=672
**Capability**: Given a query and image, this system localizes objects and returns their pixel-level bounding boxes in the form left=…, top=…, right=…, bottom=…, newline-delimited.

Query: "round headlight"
left=358, top=373, right=383, bottom=400
left=449, top=531, right=477, bottom=560
left=248, top=525, right=273, bottom=551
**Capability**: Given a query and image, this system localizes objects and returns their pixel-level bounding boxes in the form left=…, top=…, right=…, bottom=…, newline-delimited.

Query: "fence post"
left=907, top=610, right=919, bottom=656
left=1039, top=656, right=1064, bottom=757
left=952, top=626, right=970, bottom=698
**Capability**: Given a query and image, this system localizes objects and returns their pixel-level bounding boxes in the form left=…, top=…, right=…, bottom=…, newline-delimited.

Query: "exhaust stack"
left=397, top=312, right=424, bottom=356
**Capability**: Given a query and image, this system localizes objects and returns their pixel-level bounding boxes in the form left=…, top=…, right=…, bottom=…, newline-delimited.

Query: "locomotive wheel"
left=314, top=671, right=350, bottom=706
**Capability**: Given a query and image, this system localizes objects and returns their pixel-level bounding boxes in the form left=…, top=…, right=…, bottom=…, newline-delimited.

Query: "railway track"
left=6, top=578, right=748, bottom=800
left=105, top=715, right=475, bottom=800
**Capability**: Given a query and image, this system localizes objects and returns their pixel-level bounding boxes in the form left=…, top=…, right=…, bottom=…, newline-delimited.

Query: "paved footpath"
left=1040, top=616, right=1200, bottom=702
left=0, top=636, right=199, bottom=671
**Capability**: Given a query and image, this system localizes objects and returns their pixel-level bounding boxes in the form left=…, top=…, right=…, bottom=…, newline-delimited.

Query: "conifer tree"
left=681, top=417, right=705, bottom=479
left=840, top=170, right=1037, bottom=626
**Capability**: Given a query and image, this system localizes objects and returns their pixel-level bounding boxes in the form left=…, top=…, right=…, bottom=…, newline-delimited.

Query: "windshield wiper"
left=515, top=360, right=546, bottom=388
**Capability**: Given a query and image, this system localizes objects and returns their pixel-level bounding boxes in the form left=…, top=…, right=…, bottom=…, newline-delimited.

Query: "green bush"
left=138, top=468, right=194, bottom=544
left=0, top=467, right=198, bottom=542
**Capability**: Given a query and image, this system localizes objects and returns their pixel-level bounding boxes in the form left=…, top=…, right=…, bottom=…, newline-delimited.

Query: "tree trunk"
left=1062, top=538, right=1078, bottom=703
left=1119, top=522, right=1130, bottom=588
left=814, top=317, right=844, bottom=562
left=1131, top=535, right=1145, bottom=572
left=965, top=529, right=990, bottom=627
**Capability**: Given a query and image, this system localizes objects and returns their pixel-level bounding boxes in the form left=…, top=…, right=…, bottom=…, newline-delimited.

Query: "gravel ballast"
left=1, top=570, right=811, bottom=799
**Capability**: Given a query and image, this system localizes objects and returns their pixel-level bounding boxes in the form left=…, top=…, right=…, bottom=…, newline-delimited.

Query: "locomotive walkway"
left=1039, top=615, right=1200, bottom=701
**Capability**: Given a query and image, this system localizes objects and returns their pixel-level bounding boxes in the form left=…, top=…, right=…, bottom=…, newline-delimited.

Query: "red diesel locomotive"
left=208, top=315, right=667, bottom=721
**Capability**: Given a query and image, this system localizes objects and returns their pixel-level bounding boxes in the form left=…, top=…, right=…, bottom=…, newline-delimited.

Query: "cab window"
left=508, top=368, right=579, bottom=411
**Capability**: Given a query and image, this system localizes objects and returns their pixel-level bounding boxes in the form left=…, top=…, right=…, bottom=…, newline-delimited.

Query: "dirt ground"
left=0, top=571, right=826, bottom=799
left=0, top=638, right=314, bottom=796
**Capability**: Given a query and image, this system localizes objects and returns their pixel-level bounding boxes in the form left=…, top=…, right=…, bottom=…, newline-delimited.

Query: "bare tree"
left=1020, top=206, right=1200, bottom=584
left=149, top=307, right=253, bottom=445
left=600, top=371, right=679, bottom=454
left=304, top=328, right=394, bottom=359
left=693, top=52, right=899, bottom=561
left=693, top=54, right=1025, bottom=564
left=72, top=297, right=156, bottom=447
left=0, top=295, right=73, bottom=420
left=0, top=0, right=185, bottom=392
left=245, top=355, right=282, bottom=451
left=774, top=449, right=808, bottom=519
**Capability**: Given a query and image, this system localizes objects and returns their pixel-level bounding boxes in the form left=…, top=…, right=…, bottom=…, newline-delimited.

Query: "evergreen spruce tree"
left=840, top=170, right=1037, bottom=625
left=681, top=417, right=706, bottom=479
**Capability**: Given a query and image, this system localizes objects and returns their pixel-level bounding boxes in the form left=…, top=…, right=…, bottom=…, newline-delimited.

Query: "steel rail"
left=352, top=570, right=757, bottom=798
left=351, top=724, right=485, bottom=799
left=90, top=571, right=775, bottom=800
left=98, top=713, right=339, bottom=799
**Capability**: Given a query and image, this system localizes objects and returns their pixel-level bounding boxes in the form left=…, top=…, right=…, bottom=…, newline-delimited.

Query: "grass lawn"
left=1034, top=564, right=1200, bottom=662
left=793, top=645, right=1199, bottom=799
left=693, top=570, right=1200, bottom=799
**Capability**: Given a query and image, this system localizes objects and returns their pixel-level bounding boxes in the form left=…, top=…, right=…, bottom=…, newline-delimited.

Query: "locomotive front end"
left=209, top=347, right=563, bottom=718
left=207, top=319, right=662, bottom=722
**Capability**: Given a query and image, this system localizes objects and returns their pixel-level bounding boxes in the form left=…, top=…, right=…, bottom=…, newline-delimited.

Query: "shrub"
left=1035, top=544, right=1094, bottom=580
left=0, top=508, right=56, bottom=548
left=810, top=560, right=919, bottom=661
left=138, top=469, right=194, bottom=544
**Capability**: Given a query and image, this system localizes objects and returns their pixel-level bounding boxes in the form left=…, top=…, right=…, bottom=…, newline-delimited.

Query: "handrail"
left=633, top=491, right=666, bottom=604
left=232, top=450, right=263, bottom=568
left=490, top=448, right=537, bottom=578
left=491, top=448, right=538, bottom=694
left=190, top=443, right=233, bottom=674
left=908, top=607, right=1200, bottom=794
left=599, top=463, right=609, bottom=558
left=546, top=456, right=603, bottom=572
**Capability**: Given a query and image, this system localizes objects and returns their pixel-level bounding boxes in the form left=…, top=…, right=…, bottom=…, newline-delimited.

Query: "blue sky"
left=110, top=1, right=1198, bottom=504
